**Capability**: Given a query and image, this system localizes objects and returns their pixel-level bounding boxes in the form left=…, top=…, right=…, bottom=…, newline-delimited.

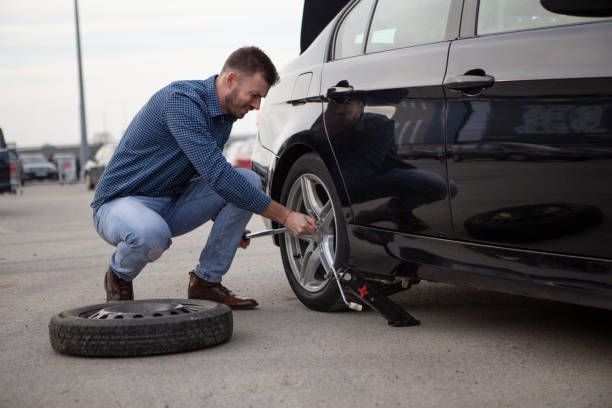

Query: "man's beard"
left=225, top=88, right=247, bottom=119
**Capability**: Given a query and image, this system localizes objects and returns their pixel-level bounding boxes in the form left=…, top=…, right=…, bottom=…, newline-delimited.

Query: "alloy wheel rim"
left=82, top=302, right=208, bottom=320
left=285, top=173, right=336, bottom=293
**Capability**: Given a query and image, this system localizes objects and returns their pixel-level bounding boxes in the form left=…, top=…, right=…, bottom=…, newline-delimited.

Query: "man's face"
left=324, top=98, right=365, bottom=134
left=225, top=72, right=270, bottom=119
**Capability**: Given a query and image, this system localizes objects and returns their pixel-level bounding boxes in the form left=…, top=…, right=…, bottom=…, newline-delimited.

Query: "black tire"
left=49, top=299, right=232, bottom=357
left=464, top=203, right=603, bottom=243
left=279, top=153, right=349, bottom=312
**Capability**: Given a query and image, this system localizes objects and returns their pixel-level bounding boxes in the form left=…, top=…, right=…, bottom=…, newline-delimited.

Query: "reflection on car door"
left=445, top=1, right=612, bottom=258
left=320, top=0, right=461, bottom=237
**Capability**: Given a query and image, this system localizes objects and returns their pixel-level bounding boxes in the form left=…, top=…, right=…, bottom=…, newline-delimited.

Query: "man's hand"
left=284, top=211, right=317, bottom=238
left=239, top=230, right=251, bottom=249
left=261, top=199, right=317, bottom=237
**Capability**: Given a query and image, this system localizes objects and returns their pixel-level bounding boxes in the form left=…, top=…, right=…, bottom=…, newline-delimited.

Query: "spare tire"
left=49, top=299, right=232, bottom=357
left=464, top=203, right=603, bottom=243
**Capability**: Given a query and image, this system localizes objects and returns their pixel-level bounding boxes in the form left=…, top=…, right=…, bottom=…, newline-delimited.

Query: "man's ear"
left=226, top=71, right=239, bottom=90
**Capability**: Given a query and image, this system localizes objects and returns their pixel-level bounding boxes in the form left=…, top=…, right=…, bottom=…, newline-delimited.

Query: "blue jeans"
left=93, top=168, right=260, bottom=283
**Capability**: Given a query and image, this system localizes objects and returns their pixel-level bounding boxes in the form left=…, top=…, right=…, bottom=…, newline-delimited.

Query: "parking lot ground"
left=1, top=183, right=611, bottom=408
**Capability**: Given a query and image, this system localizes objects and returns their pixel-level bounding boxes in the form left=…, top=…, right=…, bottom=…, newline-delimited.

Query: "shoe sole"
left=188, top=294, right=257, bottom=310
left=228, top=303, right=258, bottom=310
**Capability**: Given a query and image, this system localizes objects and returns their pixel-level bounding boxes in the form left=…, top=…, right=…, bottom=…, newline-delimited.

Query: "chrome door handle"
left=326, top=85, right=354, bottom=99
left=443, top=75, right=495, bottom=91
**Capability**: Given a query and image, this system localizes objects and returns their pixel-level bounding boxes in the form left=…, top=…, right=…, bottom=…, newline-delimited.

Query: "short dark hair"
left=221, top=46, right=280, bottom=86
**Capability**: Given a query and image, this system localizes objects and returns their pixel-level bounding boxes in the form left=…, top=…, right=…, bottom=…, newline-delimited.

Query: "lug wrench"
left=243, top=228, right=287, bottom=239
left=243, top=220, right=320, bottom=239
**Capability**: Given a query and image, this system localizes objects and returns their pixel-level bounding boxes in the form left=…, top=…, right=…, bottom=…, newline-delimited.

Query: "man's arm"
left=164, top=92, right=271, bottom=214
left=164, top=92, right=317, bottom=237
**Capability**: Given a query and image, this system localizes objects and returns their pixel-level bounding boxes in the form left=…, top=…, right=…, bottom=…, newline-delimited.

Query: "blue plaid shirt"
left=91, top=75, right=271, bottom=214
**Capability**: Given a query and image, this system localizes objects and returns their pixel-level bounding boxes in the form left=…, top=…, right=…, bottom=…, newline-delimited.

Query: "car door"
left=445, top=0, right=612, bottom=258
left=320, top=0, right=462, bottom=238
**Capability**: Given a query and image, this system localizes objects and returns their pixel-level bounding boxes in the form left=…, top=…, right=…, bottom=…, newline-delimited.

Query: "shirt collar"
left=205, top=75, right=237, bottom=124
left=204, top=75, right=224, bottom=118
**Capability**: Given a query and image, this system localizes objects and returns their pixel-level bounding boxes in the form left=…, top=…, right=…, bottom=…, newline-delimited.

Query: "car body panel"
left=321, top=43, right=453, bottom=237
left=350, top=224, right=612, bottom=310
left=445, top=20, right=612, bottom=259
left=252, top=0, right=612, bottom=310
left=256, top=14, right=339, bottom=227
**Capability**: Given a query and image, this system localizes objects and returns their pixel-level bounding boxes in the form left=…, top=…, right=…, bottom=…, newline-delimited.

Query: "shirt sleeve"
left=163, top=91, right=271, bottom=214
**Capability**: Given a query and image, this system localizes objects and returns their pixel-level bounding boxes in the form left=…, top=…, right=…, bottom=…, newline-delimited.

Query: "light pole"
left=74, top=0, right=89, bottom=179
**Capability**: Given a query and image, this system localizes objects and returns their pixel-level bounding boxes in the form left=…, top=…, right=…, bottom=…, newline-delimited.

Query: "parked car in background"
left=224, top=139, right=255, bottom=169
left=232, top=139, right=255, bottom=169
left=223, top=133, right=255, bottom=151
left=252, top=0, right=612, bottom=319
left=0, top=150, right=10, bottom=193
left=21, top=155, right=58, bottom=181
left=84, top=143, right=116, bottom=190
left=223, top=133, right=256, bottom=168
left=0, top=128, right=10, bottom=193
left=53, top=154, right=78, bottom=184
left=7, top=148, right=23, bottom=193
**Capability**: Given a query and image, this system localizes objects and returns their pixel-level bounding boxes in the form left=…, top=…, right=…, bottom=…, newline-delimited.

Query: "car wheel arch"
left=271, top=136, right=344, bottom=200
left=269, top=144, right=314, bottom=246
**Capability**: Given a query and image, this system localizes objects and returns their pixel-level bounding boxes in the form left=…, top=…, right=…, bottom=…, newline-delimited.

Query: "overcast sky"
left=0, top=0, right=304, bottom=147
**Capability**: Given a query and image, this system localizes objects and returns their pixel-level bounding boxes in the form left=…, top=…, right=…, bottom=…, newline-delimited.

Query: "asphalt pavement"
left=1, top=183, right=611, bottom=408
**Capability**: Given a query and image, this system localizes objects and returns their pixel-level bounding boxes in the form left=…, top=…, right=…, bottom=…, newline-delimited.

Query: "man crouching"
left=91, top=46, right=317, bottom=308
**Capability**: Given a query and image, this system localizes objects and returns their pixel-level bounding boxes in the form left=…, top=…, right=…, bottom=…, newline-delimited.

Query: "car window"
left=366, top=0, right=453, bottom=54
left=478, top=0, right=608, bottom=35
left=334, top=0, right=375, bottom=60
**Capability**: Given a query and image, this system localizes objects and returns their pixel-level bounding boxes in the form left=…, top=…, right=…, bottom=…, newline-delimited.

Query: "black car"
left=252, top=0, right=612, bottom=324
left=0, top=128, right=11, bottom=193
left=450, top=142, right=591, bottom=162
left=0, top=149, right=9, bottom=193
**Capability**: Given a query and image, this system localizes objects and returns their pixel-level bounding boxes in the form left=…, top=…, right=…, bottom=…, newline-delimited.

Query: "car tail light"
left=235, top=158, right=251, bottom=169
left=10, top=162, right=15, bottom=176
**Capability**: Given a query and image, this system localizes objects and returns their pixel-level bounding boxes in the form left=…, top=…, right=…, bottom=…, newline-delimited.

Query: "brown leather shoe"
left=187, top=272, right=257, bottom=310
left=105, top=266, right=134, bottom=302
